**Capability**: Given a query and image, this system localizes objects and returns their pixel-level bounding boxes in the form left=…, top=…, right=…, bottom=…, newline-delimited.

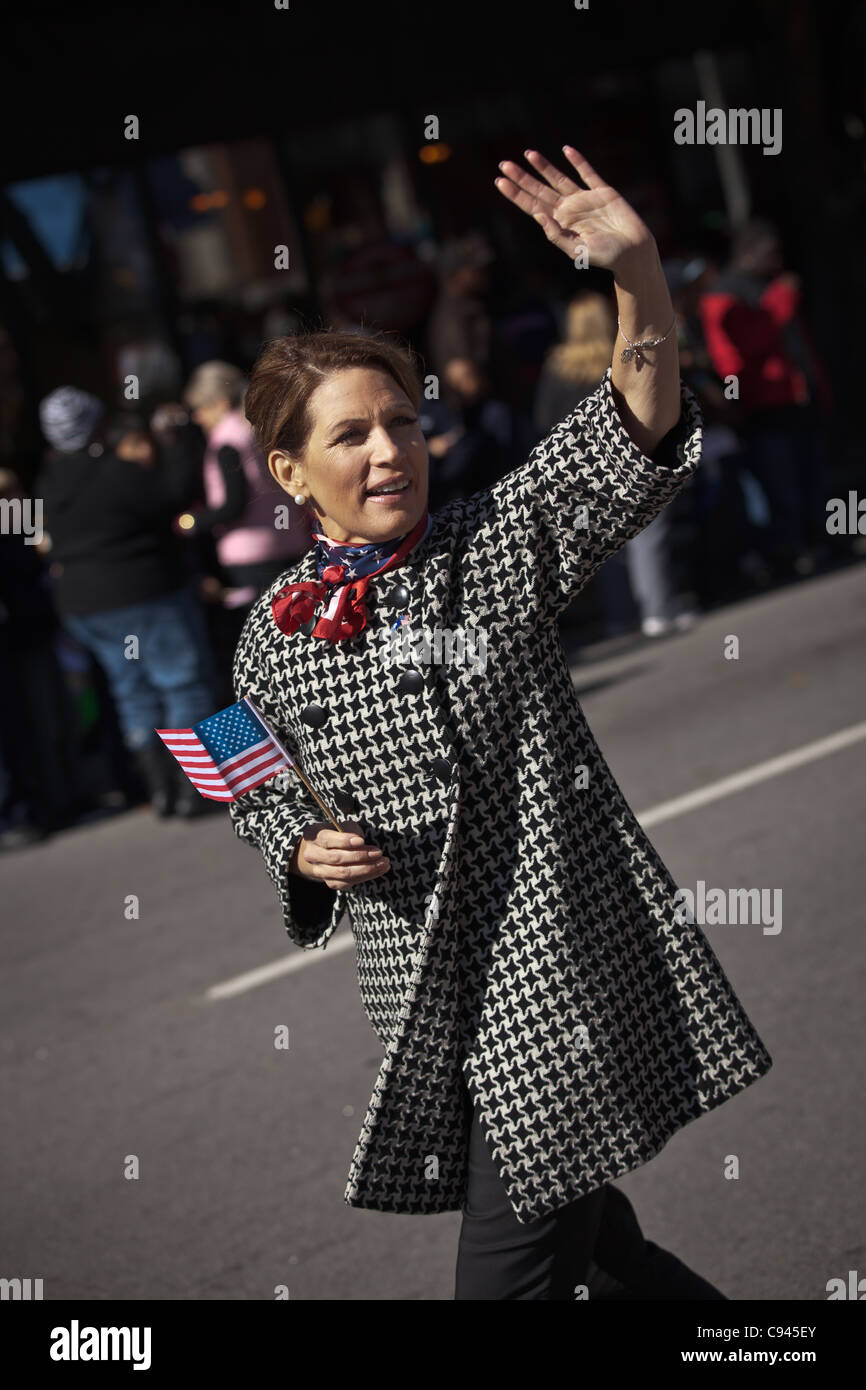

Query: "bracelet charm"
left=618, top=314, right=676, bottom=364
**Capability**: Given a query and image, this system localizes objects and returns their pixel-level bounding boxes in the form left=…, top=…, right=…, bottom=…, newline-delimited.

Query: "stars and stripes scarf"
left=271, top=510, right=431, bottom=641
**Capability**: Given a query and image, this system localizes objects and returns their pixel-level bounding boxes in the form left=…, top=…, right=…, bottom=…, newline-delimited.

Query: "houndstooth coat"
left=228, top=366, right=773, bottom=1225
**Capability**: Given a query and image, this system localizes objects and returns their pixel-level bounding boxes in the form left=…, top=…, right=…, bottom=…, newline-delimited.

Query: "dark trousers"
left=743, top=406, right=828, bottom=560
left=454, top=1089, right=728, bottom=1301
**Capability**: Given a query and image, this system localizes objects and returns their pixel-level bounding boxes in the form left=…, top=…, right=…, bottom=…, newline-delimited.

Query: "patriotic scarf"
left=271, top=510, right=431, bottom=642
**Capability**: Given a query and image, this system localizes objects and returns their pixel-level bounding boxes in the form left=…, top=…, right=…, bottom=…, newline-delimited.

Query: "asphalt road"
left=2, top=561, right=864, bottom=1301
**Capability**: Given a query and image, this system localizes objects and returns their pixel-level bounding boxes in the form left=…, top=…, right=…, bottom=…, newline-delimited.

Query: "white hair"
left=184, top=361, right=248, bottom=411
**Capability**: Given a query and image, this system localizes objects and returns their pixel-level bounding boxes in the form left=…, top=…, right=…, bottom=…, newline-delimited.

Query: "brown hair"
left=244, top=330, right=423, bottom=463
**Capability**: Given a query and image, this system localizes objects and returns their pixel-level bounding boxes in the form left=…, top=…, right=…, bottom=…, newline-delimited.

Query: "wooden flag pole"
left=244, top=696, right=343, bottom=832
left=290, top=763, right=343, bottom=831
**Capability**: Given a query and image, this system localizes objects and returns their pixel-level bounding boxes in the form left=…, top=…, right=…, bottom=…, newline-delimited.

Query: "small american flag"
left=156, top=697, right=293, bottom=802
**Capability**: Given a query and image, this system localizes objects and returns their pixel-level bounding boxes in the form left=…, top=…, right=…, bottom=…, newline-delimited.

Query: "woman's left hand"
left=494, top=146, right=654, bottom=274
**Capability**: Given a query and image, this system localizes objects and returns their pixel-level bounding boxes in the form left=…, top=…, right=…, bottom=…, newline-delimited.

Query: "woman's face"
left=269, top=366, right=428, bottom=544
left=190, top=395, right=231, bottom=436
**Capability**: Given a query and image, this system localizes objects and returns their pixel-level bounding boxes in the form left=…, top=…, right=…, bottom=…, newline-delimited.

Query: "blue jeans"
left=65, top=586, right=216, bottom=752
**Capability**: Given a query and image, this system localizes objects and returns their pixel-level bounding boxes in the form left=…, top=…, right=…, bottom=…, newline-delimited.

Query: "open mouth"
left=366, top=478, right=411, bottom=498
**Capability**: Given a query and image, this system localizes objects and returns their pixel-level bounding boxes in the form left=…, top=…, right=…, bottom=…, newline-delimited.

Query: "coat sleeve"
left=454, top=365, right=702, bottom=627
left=226, top=600, right=348, bottom=951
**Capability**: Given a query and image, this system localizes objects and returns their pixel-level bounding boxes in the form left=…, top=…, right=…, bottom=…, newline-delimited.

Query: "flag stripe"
left=154, top=697, right=294, bottom=804
left=214, top=737, right=279, bottom=776
left=228, top=763, right=287, bottom=796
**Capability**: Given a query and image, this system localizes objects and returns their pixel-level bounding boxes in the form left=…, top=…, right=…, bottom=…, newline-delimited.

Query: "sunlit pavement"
left=1, top=561, right=863, bottom=1299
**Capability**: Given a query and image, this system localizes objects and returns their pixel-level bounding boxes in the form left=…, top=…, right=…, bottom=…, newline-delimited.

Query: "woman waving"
left=229, top=146, right=771, bottom=1300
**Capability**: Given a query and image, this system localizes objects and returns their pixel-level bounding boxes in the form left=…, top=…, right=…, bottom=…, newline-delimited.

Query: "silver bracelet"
left=617, top=314, right=677, bottom=364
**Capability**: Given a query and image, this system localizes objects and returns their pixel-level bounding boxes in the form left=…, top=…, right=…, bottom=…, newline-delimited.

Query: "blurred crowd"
left=0, top=216, right=850, bottom=850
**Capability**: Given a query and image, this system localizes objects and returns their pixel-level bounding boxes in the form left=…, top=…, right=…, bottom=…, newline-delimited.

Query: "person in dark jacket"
left=419, top=358, right=536, bottom=511
left=37, top=386, right=217, bottom=818
left=444, top=356, right=537, bottom=477
left=0, top=468, right=89, bottom=847
left=699, top=219, right=833, bottom=577
left=426, top=235, right=495, bottom=384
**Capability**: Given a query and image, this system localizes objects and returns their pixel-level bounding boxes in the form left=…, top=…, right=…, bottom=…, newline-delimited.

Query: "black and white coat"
left=229, top=367, right=773, bottom=1225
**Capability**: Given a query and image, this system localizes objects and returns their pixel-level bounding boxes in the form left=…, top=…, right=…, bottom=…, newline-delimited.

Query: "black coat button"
left=332, top=789, right=357, bottom=815
left=388, top=583, right=410, bottom=608
left=301, top=702, right=327, bottom=728
left=300, top=616, right=317, bottom=635
left=430, top=757, right=453, bottom=784
left=397, top=668, right=424, bottom=695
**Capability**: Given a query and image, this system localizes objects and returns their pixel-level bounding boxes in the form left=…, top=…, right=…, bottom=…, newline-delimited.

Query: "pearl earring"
left=294, top=493, right=305, bottom=506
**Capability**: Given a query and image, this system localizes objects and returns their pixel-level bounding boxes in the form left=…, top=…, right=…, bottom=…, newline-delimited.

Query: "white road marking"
left=637, top=719, right=866, bottom=827
left=204, top=930, right=354, bottom=1000
left=204, top=719, right=866, bottom=1001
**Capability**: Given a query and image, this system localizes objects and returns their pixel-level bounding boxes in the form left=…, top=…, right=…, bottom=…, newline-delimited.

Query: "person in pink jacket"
left=182, top=361, right=313, bottom=698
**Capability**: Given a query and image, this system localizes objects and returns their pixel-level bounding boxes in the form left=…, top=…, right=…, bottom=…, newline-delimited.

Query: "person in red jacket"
left=699, top=219, right=832, bottom=577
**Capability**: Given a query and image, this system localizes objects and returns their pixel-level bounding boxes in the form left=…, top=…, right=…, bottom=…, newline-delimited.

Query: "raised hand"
left=496, top=144, right=680, bottom=453
left=494, top=146, right=653, bottom=273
